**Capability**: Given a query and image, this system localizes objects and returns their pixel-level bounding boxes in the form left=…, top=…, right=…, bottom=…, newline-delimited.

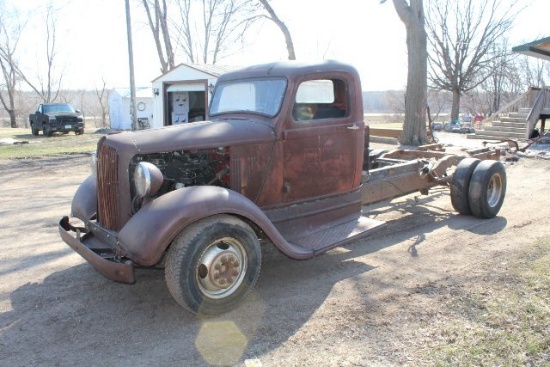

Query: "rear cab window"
left=292, top=79, right=349, bottom=123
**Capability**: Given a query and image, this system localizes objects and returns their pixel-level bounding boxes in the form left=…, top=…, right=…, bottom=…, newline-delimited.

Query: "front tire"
left=165, top=214, right=262, bottom=316
left=43, top=126, right=53, bottom=137
left=468, top=160, right=507, bottom=219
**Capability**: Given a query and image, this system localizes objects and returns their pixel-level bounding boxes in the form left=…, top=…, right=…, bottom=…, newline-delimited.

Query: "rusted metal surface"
left=466, top=147, right=500, bottom=160
left=59, top=217, right=135, bottom=283
left=361, top=160, right=439, bottom=205
left=417, top=143, right=445, bottom=151
left=360, top=145, right=501, bottom=206
left=96, top=138, right=120, bottom=230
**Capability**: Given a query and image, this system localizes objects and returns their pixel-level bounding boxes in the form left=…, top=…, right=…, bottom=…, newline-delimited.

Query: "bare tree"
left=520, top=55, right=549, bottom=88
left=15, top=4, right=64, bottom=103
left=257, top=0, right=295, bottom=60
left=0, top=9, right=23, bottom=128
left=426, top=0, right=516, bottom=122
left=140, top=0, right=259, bottom=67
left=141, top=0, right=175, bottom=73
left=478, top=39, right=518, bottom=114
left=174, top=0, right=195, bottom=62
left=382, top=0, right=428, bottom=146
left=95, top=78, right=109, bottom=128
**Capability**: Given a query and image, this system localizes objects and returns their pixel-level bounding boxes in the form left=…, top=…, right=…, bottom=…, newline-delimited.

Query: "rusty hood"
left=102, top=118, right=276, bottom=154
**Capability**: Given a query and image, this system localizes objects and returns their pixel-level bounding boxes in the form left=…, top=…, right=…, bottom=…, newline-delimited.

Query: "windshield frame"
left=209, top=77, right=287, bottom=118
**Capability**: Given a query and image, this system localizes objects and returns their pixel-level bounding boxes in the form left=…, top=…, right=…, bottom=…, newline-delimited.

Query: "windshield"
left=43, top=104, right=76, bottom=113
left=209, top=78, right=287, bottom=117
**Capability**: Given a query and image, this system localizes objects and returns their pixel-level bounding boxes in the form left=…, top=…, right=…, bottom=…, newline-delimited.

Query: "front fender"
left=71, top=175, right=97, bottom=221
left=117, top=186, right=314, bottom=266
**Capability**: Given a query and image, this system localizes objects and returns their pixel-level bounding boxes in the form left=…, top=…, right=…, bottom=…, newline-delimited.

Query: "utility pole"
left=125, top=0, right=138, bottom=130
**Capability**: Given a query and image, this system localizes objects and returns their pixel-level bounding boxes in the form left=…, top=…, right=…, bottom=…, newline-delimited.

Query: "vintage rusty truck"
left=59, top=60, right=506, bottom=315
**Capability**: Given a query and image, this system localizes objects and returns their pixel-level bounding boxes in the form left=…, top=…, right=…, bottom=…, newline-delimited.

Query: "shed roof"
left=151, top=63, right=238, bottom=83
left=111, top=87, right=152, bottom=99
left=512, top=36, right=550, bottom=61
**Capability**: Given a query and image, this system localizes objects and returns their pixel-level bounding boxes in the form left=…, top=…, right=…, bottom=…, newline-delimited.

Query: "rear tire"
left=165, top=215, right=262, bottom=316
left=31, top=124, right=39, bottom=136
left=450, top=158, right=480, bottom=215
left=468, top=160, right=507, bottom=219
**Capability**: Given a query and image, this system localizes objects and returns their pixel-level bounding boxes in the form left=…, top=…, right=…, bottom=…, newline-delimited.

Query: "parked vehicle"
left=442, top=119, right=475, bottom=134
left=59, top=61, right=506, bottom=315
left=29, top=103, right=85, bottom=136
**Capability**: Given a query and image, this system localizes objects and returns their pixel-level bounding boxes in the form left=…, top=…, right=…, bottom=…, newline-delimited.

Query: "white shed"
left=151, top=64, right=237, bottom=128
left=108, top=88, right=154, bottom=130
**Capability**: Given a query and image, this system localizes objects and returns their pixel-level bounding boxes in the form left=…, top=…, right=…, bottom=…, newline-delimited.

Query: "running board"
left=288, top=216, right=386, bottom=255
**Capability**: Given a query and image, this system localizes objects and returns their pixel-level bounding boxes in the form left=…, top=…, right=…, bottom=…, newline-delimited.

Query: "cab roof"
left=216, top=60, right=360, bottom=83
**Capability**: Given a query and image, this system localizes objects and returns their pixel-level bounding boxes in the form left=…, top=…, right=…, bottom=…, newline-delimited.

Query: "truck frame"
left=59, top=61, right=505, bottom=315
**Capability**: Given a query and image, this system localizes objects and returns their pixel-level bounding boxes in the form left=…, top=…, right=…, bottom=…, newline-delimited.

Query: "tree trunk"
left=9, top=109, right=17, bottom=128
left=392, top=0, right=428, bottom=146
left=451, top=88, right=460, bottom=122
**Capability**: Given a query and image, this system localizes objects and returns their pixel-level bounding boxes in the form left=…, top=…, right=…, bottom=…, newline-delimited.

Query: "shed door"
left=165, top=83, right=208, bottom=125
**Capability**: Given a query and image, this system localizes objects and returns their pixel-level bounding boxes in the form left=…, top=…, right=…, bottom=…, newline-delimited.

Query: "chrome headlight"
left=134, top=161, right=163, bottom=198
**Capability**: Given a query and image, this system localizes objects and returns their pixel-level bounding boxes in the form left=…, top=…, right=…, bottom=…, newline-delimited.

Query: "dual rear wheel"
left=450, top=158, right=506, bottom=219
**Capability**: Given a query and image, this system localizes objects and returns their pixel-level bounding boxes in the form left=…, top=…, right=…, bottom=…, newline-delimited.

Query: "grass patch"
left=428, top=239, right=550, bottom=366
left=0, top=128, right=104, bottom=159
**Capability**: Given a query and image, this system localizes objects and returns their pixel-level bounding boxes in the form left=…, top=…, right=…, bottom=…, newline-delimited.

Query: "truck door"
left=282, top=77, right=364, bottom=203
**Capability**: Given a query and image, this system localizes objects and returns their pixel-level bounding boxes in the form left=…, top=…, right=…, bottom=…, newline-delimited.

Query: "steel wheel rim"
left=196, top=237, right=247, bottom=299
left=487, top=173, right=503, bottom=208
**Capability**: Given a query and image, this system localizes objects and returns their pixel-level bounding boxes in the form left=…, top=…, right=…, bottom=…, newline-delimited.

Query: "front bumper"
left=51, top=122, right=84, bottom=133
left=59, top=216, right=135, bottom=283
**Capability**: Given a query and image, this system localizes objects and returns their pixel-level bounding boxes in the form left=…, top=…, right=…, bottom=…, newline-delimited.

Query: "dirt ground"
left=1, top=139, right=550, bottom=367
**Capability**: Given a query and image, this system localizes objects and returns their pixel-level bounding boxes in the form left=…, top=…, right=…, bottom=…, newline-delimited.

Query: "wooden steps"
left=468, top=108, right=531, bottom=141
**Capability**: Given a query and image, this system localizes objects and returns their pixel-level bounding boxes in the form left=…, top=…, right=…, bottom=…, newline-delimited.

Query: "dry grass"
left=0, top=127, right=104, bottom=159
left=426, top=239, right=550, bottom=366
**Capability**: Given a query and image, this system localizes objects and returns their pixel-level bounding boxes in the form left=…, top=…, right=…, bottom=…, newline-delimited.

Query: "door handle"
left=347, top=124, right=359, bottom=130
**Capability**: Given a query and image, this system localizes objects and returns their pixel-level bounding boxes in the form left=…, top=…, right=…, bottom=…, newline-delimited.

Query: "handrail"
left=480, top=87, right=538, bottom=126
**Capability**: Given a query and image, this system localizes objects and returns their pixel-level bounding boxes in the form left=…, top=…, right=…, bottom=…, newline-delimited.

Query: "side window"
left=293, top=79, right=348, bottom=122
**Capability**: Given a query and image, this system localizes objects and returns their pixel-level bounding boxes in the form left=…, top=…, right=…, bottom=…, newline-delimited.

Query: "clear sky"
left=6, top=0, right=550, bottom=91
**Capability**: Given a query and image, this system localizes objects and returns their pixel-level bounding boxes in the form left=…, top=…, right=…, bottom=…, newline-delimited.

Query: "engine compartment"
left=130, top=147, right=230, bottom=208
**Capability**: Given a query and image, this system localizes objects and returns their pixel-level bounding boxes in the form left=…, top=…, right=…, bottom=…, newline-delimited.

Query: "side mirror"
left=75, top=109, right=81, bottom=113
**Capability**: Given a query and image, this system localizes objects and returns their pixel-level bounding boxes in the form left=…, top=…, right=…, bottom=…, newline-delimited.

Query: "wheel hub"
left=209, top=251, right=240, bottom=288
left=487, top=174, right=503, bottom=207
left=196, top=238, right=247, bottom=298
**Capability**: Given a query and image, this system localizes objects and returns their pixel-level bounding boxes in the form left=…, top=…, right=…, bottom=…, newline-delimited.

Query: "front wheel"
left=43, top=126, right=53, bottom=137
left=468, top=160, right=507, bottom=219
left=165, top=215, right=262, bottom=316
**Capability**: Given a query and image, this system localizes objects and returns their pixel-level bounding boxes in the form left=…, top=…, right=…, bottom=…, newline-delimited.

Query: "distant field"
left=0, top=128, right=104, bottom=159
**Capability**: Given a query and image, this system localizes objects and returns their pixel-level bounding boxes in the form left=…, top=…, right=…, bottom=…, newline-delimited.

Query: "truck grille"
left=97, top=140, right=120, bottom=230
left=57, top=116, right=78, bottom=123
